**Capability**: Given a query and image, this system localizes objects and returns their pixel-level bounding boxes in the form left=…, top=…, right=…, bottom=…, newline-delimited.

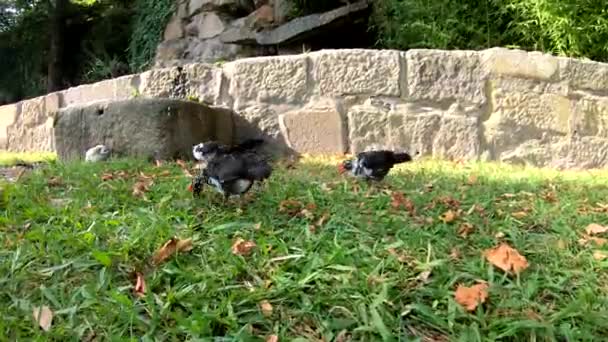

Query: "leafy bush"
left=128, top=0, right=174, bottom=72
left=371, top=0, right=608, bottom=62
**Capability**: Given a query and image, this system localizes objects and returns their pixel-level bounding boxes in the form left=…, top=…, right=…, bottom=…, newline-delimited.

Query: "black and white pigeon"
left=188, top=153, right=272, bottom=200
left=192, top=138, right=265, bottom=164
left=338, top=150, right=413, bottom=182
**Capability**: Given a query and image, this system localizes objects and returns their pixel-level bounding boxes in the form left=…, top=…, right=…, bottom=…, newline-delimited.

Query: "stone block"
left=432, top=115, right=480, bottom=159
left=80, top=80, right=116, bottom=104
left=20, top=96, right=46, bottom=127
left=279, top=102, right=346, bottom=154
left=483, top=48, right=559, bottom=81
left=139, top=67, right=178, bottom=97
left=114, top=75, right=139, bottom=100
left=183, top=63, right=223, bottom=104
left=406, top=49, right=487, bottom=106
left=225, top=55, right=308, bottom=109
left=388, top=105, right=442, bottom=155
left=347, top=103, right=390, bottom=153
left=188, top=12, right=224, bottom=39
left=53, top=98, right=234, bottom=161
left=0, top=103, right=18, bottom=149
left=310, top=49, right=401, bottom=97
left=560, top=57, right=608, bottom=92
left=61, top=86, right=82, bottom=107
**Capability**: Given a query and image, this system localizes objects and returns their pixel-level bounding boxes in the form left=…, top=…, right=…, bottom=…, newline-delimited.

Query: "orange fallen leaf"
left=260, top=300, right=273, bottom=317
left=439, top=210, right=457, bottom=223
left=152, top=237, right=193, bottom=265
left=449, top=248, right=461, bottom=260
left=232, top=238, right=256, bottom=256
left=33, top=305, right=53, bottom=331
left=542, top=191, right=558, bottom=203
left=511, top=211, right=528, bottom=219
left=454, top=282, right=489, bottom=312
left=278, top=199, right=303, bottom=216
left=467, top=175, right=478, bottom=185
left=586, top=223, right=608, bottom=235
left=458, top=222, right=474, bottom=238
left=134, top=272, right=146, bottom=298
left=593, top=251, right=608, bottom=260
left=266, top=335, right=279, bottom=342
left=484, top=243, right=529, bottom=274
left=578, top=236, right=608, bottom=246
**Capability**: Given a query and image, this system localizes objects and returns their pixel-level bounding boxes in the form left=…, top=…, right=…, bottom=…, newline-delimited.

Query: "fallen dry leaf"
left=33, top=305, right=53, bottom=331
left=390, top=192, right=416, bottom=215
left=388, top=248, right=411, bottom=264
left=542, top=191, right=558, bottom=203
left=335, top=330, right=351, bottom=342
left=266, top=335, right=279, bottom=342
left=232, top=238, right=256, bottom=256
left=260, top=300, right=273, bottom=317
left=278, top=199, right=303, bottom=216
left=416, top=270, right=432, bottom=283
left=134, top=272, right=146, bottom=298
left=454, top=282, right=489, bottom=312
left=593, top=251, right=608, bottom=260
left=484, top=243, right=529, bottom=274
left=458, top=222, right=474, bottom=238
left=439, top=210, right=458, bottom=224
left=47, top=177, right=63, bottom=187
left=152, top=238, right=193, bottom=265
left=511, top=211, right=528, bottom=219
left=586, top=223, right=608, bottom=235
left=579, top=236, right=608, bottom=246
left=449, top=248, right=461, bottom=260
left=467, top=175, right=478, bottom=185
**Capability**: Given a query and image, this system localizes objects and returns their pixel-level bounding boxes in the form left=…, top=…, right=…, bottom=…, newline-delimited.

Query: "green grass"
left=2, top=156, right=608, bottom=340
left=0, top=152, right=56, bottom=166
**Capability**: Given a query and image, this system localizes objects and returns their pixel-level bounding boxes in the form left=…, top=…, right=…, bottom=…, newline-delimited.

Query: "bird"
left=188, top=152, right=273, bottom=202
left=192, top=138, right=265, bottom=164
left=85, top=144, right=111, bottom=162
left=338, top=150, right=413, bottom=182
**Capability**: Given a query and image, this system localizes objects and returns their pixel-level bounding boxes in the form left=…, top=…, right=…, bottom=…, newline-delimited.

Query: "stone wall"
left=2, top=47, right=608, bottom=169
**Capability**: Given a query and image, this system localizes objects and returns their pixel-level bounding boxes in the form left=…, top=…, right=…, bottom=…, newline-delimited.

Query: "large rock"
left=310, top=49, right=401, bottom=97
left=406, top=49, right=487, bottom=107
left=53, top=98, right=234, bottom=161
left=187, top=12, right=225, bottom=39
left=279, top=99, right=346, bottom=154
left=0, top=103, right=18, bottom=149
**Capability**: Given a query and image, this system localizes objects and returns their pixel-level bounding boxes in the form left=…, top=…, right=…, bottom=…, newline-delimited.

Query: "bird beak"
left=187, top=184, right=193, bottom=192
left=337, top=163, right=346, bottom=174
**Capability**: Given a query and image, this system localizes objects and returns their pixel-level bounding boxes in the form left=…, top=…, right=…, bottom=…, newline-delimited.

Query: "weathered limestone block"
left=114, top=75, right=139, bottom=101
left=406, top=49, right=487, bottom=106
left=62, top=86, right=82, bottom=107
left=79, top=79, right=116, bottom=104
left=388, top=106, right=441, bottom=155
left=0, top=103, right=18, bottom=149
left=569, top=98, right=608, bottom=137
left=139, top=67, right=178, bottom=97
left=483, top=78, right=574, bottom=157
left=53, top=98, right=233, bottom=161
left=309, top=49, right=401, bottom=97
left=432, top=115, right=480, bottom=159
left=183, top=63, right=223, bottom=104
left=483, top=48, right=559, bottom=81
left=559, top=57, right=608, bottom=93
left=498, top=138, right=555, bottom=167
left=7, top=117, right=54, bottom=152
left=552, top=137, right=608, bottom=169
left=347, top=102, right=390, bottom=153
left=19, top=96, right=45, bottom=127
left=279, top=100, right=346, bottom=154
left=225, top=55, right=308, bottom=109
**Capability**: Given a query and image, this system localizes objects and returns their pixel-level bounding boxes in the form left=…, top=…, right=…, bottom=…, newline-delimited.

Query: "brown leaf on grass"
left=32, top=305, right=53, bottom=331
left=266, top=335, right=279, bottom=342
left=232, top=238, right=256, bottom=256
left=511, top=211, right=528, bottom=219
left=259, top=300, right=273, bottom=317
left=132, top=180, right=152, bottom=198
left=586, top=223, right=608, bottom=235
left=437, top=196, right=461, bottom=209
left=335, top=330, right=351, bottom=342
left=159, top=170, right=171, bottom=177
left=154, top=159, right=164, bottom=167
left=466, top=175, right=478, bottom=185
left=390, top=192, right=416, bottom=215
left=175, top=159, right=193, bottom=178
left=439, top=210, right=458, bottom=223
left=134, top=272, right=146, bottom=298
left=458, top=223, right=474, bottom=238
left=593, top=251, right=608, bottom=260
left=278, top=199, right=303, bottom=216
left=578, top=236, right=608, bottom=246
left=484, top=243, right=529, bottom=274
left=152, top=238, right=193, bottom=265
left=416, top=270, right=432, bottom=283
left=47, top=176, right=63, bottom=187
left=542, top=191, right=558, bottom=203
left=388, top=248, right=412, bottom=264
left=454, top=282, right=489, bottom=312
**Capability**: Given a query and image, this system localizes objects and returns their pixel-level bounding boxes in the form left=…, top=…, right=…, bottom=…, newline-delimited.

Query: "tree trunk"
left=47, top=0, right=67, bottom=93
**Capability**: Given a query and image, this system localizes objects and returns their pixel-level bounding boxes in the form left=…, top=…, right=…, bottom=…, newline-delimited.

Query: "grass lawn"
left=2, top=155, right=608, bottom=341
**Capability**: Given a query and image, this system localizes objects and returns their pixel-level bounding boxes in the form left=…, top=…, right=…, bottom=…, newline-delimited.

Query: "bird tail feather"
left=393, top=152, right=413, bottom=163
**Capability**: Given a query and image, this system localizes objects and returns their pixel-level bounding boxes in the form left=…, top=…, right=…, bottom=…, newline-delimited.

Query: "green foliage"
left=372, top=0, right=608, bottom=62
left=128, top=0, right=174, bottom=72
